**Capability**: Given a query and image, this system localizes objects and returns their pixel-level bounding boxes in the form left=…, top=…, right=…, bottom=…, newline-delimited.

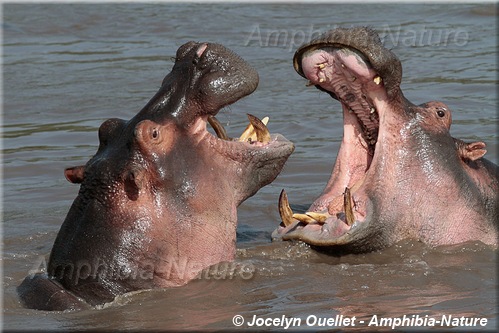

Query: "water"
left=2, top=3, right=497, bottom=331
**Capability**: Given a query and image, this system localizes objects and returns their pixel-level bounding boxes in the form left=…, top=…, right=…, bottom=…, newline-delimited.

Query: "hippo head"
left=48, top=42, right=294, bottom=305
left=273, top=27, right=498, bottom=253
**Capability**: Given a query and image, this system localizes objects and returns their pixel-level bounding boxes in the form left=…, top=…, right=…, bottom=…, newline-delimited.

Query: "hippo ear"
left=462, top=141, right=487, bottom=161
left=455, top=138, right=487, bottom=162
left=64, top=166, right=85, bottom=184
left=134, top=119, right=175, bottom=154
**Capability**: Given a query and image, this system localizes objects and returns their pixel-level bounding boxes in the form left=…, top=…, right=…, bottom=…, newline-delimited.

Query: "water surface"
left=2, top=3, right=497, bottom=331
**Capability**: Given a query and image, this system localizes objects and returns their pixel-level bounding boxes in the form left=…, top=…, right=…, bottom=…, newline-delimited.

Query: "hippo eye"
left=437, top=110, right=446, bottom=118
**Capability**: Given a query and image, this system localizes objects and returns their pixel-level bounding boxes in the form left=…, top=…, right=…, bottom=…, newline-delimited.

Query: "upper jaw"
left=194, top=42, right=259, bottom=114
left=134, top=42, right=260, bottom=127
left=293, top=26, right=402, bottom=100
left=299, top=46, right=386, bottom=150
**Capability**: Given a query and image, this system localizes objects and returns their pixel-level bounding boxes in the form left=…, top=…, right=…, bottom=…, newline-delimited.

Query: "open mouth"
left=275, top=45, right=388, bottom=245
left=199, top=110, right=294, bottom=170
left=189, top=42, right=288, bottom=151
left=207, top=113, right=272, bottom=146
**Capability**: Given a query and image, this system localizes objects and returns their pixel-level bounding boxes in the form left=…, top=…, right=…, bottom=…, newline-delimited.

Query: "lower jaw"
left=276, top=108, right=375, bottom=240
left=276, top=187, right=368, bottom=241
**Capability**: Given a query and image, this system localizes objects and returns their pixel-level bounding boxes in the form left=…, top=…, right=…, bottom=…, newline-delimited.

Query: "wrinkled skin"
left=18, top=42, right=294, bottom=311
left=273, top=27, right=498, bottom=254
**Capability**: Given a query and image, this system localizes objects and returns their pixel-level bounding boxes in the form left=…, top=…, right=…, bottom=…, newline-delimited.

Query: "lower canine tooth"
left=344, top=187, right=355, bottom=226
left=278, top=189, right=296, bottom=227
left=239, top=114, right=270, bottom=143
left=208, top=116, right=229, bottom=140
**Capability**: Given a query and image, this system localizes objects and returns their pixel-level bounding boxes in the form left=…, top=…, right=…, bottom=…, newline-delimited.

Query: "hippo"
left=273, top=27, right=498, bottom=254
left=18, top=42, right=294, bottom=311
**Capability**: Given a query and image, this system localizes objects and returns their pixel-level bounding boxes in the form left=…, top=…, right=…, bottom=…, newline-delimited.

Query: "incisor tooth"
left=319, top=78, right=325, bottom=83
left=373, top=76, right=382, bottom=85
left=238, top=114, right=270, bottom=143
left=344, top=187, right=355, bottom=226
left=305, top=212, right=328, bottom=223
left=292, top=213, right=316, bottom=224
left=315, top=63, right=326, bottom=69
left=278, top=189, right=295, bottom=227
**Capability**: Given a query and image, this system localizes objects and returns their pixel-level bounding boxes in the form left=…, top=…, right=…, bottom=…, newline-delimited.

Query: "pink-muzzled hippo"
left=273, top=27, right=498, bottom=254
left=18, top=42, right=294, bottom=311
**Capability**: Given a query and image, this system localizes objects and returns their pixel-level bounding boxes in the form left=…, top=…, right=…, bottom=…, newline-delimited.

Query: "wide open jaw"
left=273, top=45, right=393, bottom=247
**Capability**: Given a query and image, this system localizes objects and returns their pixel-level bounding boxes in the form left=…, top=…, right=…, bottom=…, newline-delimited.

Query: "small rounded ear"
left=64, top=166, right=85, bottom=184
left=463, top=141, right=487, bottom=161
left=98, top=118, right=126, bottom=147
left=134, top=120, right=176, bottom=154
left=455, top=139, right=487, bottom=161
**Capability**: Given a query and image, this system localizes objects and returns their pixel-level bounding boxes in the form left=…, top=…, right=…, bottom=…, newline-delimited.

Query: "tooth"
left=278, top=189, right=295, bottom=227
left=239, top=114, right=270, bottom=144
left=315, top=63, right=326, bottom=69
left=238, top=115, right=269, bottom=143
left=373, top=76, right=382, bottom=85
left=344, top=187, right=355, bottom=226
left=208, top=116, right=229, bottom=140
left=305, top=212, right=328, bottom=223
left=292, top=213, right=316, bottom=224
left=319, top=78, right=325, bottom=83
left=253, top=115, right=270, bottom=143
left=370, top=107, right=376, bottom=114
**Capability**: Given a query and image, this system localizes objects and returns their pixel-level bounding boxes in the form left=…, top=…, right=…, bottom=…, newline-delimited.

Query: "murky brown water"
left=2, top=3, right=497, bottom=331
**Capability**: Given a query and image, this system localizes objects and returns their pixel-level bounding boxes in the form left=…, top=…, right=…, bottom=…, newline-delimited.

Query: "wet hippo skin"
left=274, top=27, right=498, bottom=254
left=18, top=42, right=294, bottom=311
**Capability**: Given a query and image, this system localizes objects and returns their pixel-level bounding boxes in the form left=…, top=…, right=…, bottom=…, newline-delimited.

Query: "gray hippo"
left=273, top=27, right=498, bottom=254
left=18, top=42, right=294, bottom=310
